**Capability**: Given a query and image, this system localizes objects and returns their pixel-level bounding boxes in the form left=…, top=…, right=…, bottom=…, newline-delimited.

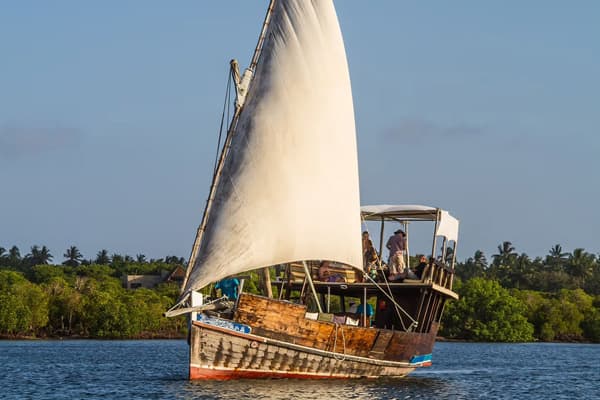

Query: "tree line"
left=0, top=244, right=187, bottom=338
left=0, top=244, right=185, bottom=270
left=440, top=241, right=600, bottom=342
left=1, top=241, right=599, bottom=342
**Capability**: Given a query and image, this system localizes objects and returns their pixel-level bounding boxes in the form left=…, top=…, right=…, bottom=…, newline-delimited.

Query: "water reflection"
left=176, top=376, right=461, bottom=400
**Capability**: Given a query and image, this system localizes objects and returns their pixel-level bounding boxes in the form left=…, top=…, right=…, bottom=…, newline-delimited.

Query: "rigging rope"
left=212, top=69, right=234, bottom=178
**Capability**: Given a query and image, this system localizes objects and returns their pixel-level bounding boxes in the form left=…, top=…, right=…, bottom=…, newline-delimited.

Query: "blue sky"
left=1, top=1, right=599, bottom=263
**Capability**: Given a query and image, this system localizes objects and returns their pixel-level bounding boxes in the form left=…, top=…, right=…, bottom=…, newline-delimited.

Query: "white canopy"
left=361, top=204, right=459, bottom=242
left=183, top=0, right=362, bottom=293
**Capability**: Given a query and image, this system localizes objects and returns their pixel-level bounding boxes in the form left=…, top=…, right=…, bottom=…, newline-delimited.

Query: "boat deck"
left=276, top=279, right=459, bottom=300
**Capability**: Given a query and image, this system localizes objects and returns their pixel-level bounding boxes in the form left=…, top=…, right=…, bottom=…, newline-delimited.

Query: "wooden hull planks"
left=189, top=321, right=415, bottom=379
left=188, top=294, right=442, bottom=380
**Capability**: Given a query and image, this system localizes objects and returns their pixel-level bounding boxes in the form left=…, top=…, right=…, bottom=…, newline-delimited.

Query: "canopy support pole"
left=404, top=221, right=410, bottom=270
left=378, top=217, right=385, bottom=268
left=363, top=287, right=367, bottom=327
left=303, top=261, right=323, bottom=313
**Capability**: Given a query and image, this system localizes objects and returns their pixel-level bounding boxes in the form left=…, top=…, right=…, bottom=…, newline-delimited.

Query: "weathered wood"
left=190, top=321, right=416, bottom=379
left=190, top=292, right=442, bottom=379
left=235, top=293, right=435, bottom=359
left=368, top=331, right=394, bottom=358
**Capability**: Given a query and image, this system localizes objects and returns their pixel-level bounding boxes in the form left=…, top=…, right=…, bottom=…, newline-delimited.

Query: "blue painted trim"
left=409, top=353, right=432, bottom=365
left=196, top=314, right=252, bottom=334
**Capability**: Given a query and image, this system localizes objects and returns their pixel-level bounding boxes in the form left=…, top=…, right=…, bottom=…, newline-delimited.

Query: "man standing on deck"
left=215, top=277, right=240, bottom=301
left=386, top=229, right=406, bottom=276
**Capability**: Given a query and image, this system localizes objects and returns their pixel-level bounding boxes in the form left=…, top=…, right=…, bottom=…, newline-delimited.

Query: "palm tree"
left=95, top=249, right=111, bottom=265
left=457, top=250, right=487, bottom=281
left=8, top=246, right=21, bottom=267
left=473, top=250, right=488, bottom=269
left=165, top=255, right=185, bottom=265
left=493, top=241, right=516, bottom=267
left=549, top=244, right=567, bottom=258
left=567, top=248, right=595, bottom=282
left=546, top=244, right=568, bottom=272
left=136, top=254, right=147, bottom=263
left=444, top=246, right=454, bottom=265
left=27, top=245, right=53, bottom=265
left=0, top=247, right=7, bottom=265
left=63, top=246, right=83, bottom=267
left=111, top=253, right=124, bottom=266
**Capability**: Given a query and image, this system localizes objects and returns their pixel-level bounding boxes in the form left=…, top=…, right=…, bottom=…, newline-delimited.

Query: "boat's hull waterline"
left=190, top=322, right=416, bottom=379
left=189, top=294, right=438, bottom=380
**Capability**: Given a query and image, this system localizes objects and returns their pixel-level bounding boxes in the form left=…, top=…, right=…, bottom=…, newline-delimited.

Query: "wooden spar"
left=181, top=0, right=277, bottom=293
left=164, top=299, right=232, bottom=317
left=259, top=267, right=273, bottom=298
left=303, top=261, right=323, bottom=313
left=250, top=0, right=276, bottom=72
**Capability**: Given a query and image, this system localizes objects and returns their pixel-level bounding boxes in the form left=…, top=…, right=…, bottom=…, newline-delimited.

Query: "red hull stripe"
left=189, top=365, right=388, bottom=380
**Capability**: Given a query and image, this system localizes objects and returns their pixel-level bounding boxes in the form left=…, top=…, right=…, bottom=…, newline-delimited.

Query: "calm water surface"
left=1, top=340, right=598, bottom=399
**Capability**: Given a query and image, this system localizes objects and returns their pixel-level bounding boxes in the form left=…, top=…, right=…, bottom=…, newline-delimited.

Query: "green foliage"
left=29, top=265, right=67, bottom=284
left=581, top=306, right=600, bottom=342
left=441, top=278, right=533, bottom=342
left=0, top=271, right=49, bottom=335
left=2, top=241, right=600, bottom=343
left=44, top=277, right=83, bottom=335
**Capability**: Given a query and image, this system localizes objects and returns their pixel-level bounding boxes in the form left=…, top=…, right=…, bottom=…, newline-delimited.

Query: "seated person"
left=318, top=260, right=345, bottom=282
left=348, top=301, right=358, bottom=313
left=414, top=255, right=428, bottom=279
left=388, top=263, right=418, bottom=281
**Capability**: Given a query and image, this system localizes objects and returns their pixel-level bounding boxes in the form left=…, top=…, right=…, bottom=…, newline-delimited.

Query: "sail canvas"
left=184, top=0, right=362, bottom=293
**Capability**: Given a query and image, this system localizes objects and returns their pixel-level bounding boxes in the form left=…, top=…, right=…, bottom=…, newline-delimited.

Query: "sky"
left=1, top=1, right=599, bottom=263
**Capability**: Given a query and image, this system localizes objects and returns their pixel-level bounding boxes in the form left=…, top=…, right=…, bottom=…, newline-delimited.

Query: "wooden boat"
left=165, top=0, right=459, bottom=380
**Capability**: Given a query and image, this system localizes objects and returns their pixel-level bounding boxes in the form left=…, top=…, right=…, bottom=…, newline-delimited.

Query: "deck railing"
left=423, top=259, right=454, bottom=290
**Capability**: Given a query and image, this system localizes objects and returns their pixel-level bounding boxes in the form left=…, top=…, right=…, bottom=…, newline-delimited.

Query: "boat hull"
left=189, top=320, right=416, bottom=380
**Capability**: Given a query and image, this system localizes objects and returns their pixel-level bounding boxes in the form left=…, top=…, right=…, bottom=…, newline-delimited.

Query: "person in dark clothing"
left=414, top=255, right=428, bottom=279
left=374, top=298, right=393, bottom=329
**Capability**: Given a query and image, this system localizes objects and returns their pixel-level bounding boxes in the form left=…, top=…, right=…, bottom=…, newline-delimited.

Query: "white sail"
left=184, top=0, right=361, bottom=293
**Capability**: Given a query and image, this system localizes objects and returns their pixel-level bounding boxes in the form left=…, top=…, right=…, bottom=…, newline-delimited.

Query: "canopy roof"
left=361, top=204, right=459, bottom=242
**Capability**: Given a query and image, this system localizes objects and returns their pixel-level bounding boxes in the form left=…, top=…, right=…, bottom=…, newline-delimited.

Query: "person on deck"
left=318, top=260, right=345, bottom=282
left=215, top=277, right=240, bottom=301
left=386, top=229, right=406, bottom=276
left=362, top=231, right=379, bottom=277
left=414, top=255, right=428, bottom=279
left=355, top=301, right=374, bottom=327
left=348, top=301, right=358, bottom=313
left=374, top=298, right=393, bottom=329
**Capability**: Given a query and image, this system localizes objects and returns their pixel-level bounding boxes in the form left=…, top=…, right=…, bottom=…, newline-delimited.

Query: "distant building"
left=165, top=265, right=186, bottom=287
left=122, top=265, right=186, bottom=289
left=122, top=274, right=164, bottom=289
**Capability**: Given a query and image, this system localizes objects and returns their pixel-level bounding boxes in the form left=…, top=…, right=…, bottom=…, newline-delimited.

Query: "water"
left=1, top=340, right=598, bottom=399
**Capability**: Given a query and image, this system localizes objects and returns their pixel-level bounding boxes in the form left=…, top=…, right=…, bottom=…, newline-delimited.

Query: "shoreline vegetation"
left=1, top=242, right=599, bottom=343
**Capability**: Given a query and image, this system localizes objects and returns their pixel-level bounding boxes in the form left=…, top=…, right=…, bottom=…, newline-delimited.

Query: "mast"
left=181, top=0, right=277, bottom=294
